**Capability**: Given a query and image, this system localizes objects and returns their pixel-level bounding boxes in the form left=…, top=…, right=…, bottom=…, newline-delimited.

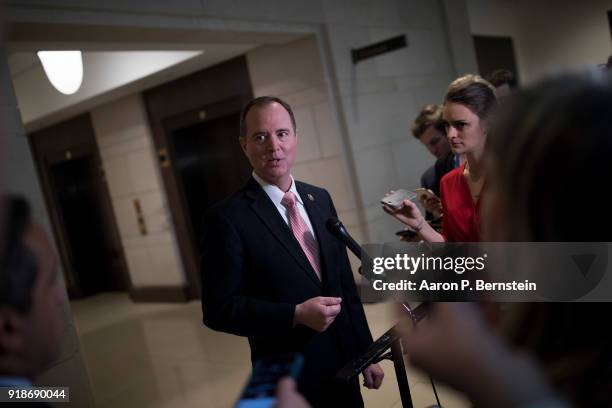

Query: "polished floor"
left=71, top=293, right=469, bottom=408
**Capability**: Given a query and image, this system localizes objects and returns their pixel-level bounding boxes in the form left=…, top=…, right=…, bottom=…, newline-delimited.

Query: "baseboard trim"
left=129, top=285, right=190, bottom=302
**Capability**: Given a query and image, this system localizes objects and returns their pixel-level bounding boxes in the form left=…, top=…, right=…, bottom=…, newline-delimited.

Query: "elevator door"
left=50, top=154, right=124, bottom=296
left=170, top=112, right=252, bottom=256
left=29, top=113, right=129, bottom=299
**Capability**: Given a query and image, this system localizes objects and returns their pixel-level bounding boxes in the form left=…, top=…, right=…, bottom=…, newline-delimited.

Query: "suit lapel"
left=245, top=178, right=321, bottom=288
left=296, top=183, right=335, bottom=287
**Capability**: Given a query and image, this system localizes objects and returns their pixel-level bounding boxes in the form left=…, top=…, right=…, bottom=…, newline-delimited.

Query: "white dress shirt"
left=252, top=172, right=317, bottom=241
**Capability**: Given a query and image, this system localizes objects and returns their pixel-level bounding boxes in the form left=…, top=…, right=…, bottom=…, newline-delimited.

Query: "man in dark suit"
left=411, top=104, right=458, bottom=198
left=201, top=96, right=383, bottom=407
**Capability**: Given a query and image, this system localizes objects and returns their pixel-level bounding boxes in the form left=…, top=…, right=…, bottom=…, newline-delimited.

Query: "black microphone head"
left=326, top=217, right=361, bottom=259
left=326, top=217, right=350, bottom=240
left=326, top=217, right=342, bottom=233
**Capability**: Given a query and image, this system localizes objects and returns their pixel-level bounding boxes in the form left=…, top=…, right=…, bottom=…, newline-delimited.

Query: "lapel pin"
left=307, top=194, right=315, bottom=201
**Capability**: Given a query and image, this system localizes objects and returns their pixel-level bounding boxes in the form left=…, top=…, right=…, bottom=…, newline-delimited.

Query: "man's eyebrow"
left=276, top=128, right=291, bottom=133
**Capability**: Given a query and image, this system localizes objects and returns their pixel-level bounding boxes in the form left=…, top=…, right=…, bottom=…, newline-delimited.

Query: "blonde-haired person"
left=385, top=74, right=497, bottom=242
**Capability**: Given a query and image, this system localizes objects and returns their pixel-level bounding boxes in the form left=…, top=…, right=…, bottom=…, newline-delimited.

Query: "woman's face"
left=442, top=102, right=487, bottom=156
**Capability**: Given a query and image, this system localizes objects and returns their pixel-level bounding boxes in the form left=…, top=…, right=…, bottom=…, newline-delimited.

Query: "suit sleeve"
left=326, top=191, right=374, bottom=353
left=200, top=209, right=295, bottom=337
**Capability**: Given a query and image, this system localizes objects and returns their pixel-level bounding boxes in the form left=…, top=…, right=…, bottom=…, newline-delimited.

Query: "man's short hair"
left=486, top=69, right=516, bottom=88
left=411, top=104, right=445, bottom=139
left=239, top=96, right=297, bottom=138
left=0, top=195, right=38, bottom=313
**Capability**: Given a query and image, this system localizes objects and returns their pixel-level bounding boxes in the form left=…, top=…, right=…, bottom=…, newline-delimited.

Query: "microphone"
left=325, top=217, right=362, bottom=259
left=327, top=218, right=431, bottom=387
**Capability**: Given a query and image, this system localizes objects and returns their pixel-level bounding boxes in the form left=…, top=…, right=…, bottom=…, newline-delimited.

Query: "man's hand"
left=294, top=297, right=342, bottom=332
left=362, top=363, right=384, bottom=389
left=420, top=194, right=443, bottom=219
left=275, top=377, right=311, bottom=408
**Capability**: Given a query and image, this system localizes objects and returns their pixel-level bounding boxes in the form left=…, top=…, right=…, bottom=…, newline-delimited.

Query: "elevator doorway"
left=168, top=110, right=252, bottom=257
left=29, top=114, right=130, bottom=298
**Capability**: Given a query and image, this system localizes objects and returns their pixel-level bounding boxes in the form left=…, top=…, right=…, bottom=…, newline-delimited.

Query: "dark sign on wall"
left=351, top=35, right=408, bottom=64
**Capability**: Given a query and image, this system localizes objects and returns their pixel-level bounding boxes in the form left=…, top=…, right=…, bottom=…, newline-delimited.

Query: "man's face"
left=240, top=102, right=298, bottom=189
left=20, top=223, right=65, bottom=375
left=419, top=124, right=450, bottom=160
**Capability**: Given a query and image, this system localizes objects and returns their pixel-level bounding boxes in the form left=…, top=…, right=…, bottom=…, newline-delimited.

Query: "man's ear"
left=239, top=136, right=247, bottom=154
left=0, top=308, right=26, bottom=353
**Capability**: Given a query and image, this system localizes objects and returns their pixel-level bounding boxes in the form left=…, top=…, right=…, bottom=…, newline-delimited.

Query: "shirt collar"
left=252, top=172, right=303, bottom=206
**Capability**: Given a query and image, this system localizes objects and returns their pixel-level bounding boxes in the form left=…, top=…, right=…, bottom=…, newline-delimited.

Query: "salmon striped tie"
left=281, top=191, right=321, bottom=280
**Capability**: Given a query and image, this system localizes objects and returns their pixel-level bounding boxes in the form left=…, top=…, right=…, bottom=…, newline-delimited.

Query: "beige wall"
left=467, top=0, right=612, bottom=84
left=90, top=94, right=185, bottom=288
left=321, top=1, right=471, bottom=243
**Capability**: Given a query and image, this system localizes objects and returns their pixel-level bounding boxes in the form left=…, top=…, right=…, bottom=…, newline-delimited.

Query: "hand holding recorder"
left=381, top=189, right=427, bottom=233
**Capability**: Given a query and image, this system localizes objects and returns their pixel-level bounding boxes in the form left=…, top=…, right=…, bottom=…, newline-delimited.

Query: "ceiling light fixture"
left=37, top=51, right=83, bottom=95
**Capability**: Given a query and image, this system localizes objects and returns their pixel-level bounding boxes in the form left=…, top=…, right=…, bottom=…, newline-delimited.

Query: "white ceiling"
left=9, top=46, right=259, bottom=132
left=6, top=22, right=305, bottom=132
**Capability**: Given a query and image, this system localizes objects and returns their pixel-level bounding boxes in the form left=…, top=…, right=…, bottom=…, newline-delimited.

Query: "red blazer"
left=440, top=163, right=482, bottom=242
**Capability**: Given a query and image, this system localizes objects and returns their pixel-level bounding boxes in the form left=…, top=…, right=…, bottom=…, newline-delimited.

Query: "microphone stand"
left=335, top=303, right=427, bottom=408
left=327, top=218, right=428, bottom=408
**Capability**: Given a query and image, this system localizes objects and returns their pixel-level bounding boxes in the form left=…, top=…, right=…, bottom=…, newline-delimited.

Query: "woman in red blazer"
left=385, top=74, right=497, bottom=242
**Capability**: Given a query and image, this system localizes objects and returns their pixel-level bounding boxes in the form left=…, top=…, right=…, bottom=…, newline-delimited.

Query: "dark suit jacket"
left=200, top=178, right=373, bottom=393
left=432, top=151, right=458, bottom=197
